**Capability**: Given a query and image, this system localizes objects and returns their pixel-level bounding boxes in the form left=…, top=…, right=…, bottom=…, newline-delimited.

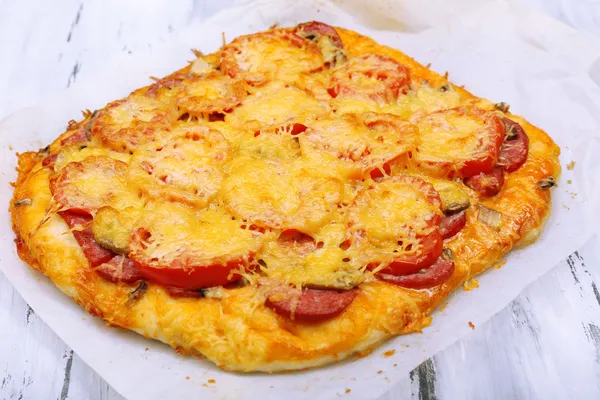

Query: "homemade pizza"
left=10, top=21, right=560, bottom=372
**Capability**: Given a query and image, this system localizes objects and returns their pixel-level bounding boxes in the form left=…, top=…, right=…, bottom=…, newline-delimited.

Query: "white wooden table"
left=1, top=1, right=599, bottom=399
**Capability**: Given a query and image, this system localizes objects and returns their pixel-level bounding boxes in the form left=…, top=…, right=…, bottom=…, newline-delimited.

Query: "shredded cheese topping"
left=45, top=25, right=494, bottom=290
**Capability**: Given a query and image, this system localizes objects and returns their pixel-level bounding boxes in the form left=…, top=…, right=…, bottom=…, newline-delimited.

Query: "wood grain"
left=1, top=0, right=599, bottom=399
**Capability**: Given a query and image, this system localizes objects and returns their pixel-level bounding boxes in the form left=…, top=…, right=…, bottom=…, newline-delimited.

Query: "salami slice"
left=266, top=287, right=357, bottom=322
left=498, top=118, right=529, bottom=172
left=439, top=210, right=467, bottom=240
left=464, top=167, right=505, bottom=197
left=96, top=255, right=142, bottom=284
left=377, top=256, right=455, bottom=289
left=59, top=211, right=113, bottom=267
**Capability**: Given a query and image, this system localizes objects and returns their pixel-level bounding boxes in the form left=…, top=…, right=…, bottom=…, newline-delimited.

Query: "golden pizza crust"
left=10, top=26, right=560, bottom=372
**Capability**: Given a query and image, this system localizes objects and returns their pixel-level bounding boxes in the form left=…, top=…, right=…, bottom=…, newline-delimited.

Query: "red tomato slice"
left=415, top=107, right=505, bottom=179
left=464, top=167, right=505, bottom=197
left=439, top=210, right=467, bottom=240
left=377, top=229, right=443, bottom=276
left=265, top=287, right=357, bottom=322
left=329, top=54, right=411, bottom=103
left=220, top=30, right=323, bottom=86
left=498, top=118, right=529, bottom=172
left=133, top=258, right=245, bottom=290
left=351, top=175, right=444, bottom=276
left=50, top=156, right=133, bottom=215
left=377, top=255, right=455, bottom=289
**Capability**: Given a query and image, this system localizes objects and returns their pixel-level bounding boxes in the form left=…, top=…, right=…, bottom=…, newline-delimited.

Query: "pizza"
left=10, top=21, right=560, bottom=372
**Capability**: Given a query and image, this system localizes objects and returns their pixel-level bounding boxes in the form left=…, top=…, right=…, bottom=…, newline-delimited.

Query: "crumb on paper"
left=394, top=364, right=398, bottom=367
left=567, top=160, right=576, bottom=170
left=208, top=379, right=216, bottom=384
left=377, top=370, right=383, bottom=375
left=494, top=260, right=507, bottom=269
left=186, top=376, right=190, bottom=380
left=439, top=301, right=449, bottom=311
left=468, top=321, right=475, bottom=330
left=350, top=378, right=356, bottom=381
left=383, top=349, right=396, bottom=357
left=567, top=180, right=572, bottom=184
left=464, top=278, right=479, bottom=291
left=345, top=389, right=351, bottom=394
left=571, top=192, right=578, bottom=199
left=562, top=203, right=570, bottom=210
left=9, top=145, right=13, bottom=150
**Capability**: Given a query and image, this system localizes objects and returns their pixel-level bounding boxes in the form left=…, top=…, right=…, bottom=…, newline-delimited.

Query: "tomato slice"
left=378, top=229, right=443, bottom=275
left=50, top=156, right=140, bottom=215
left=91, top=95, right=177, bottom=153
left=128, top=203, right=262, bottom=289
left=415, top=106, right=505, bottom=179
left=348, top=175, right=444, bottom=276
left=220, top=30, right=323, bottom=86
left=329, top=54, right=411, bottom=103
left=299, top=112, right=417, bottom=180
left=133, top=258, right=245, bottom=290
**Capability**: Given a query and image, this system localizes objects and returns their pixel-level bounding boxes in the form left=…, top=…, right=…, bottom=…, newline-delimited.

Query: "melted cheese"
left=128, top=124, right=231, bottom=207
left=346, top=178, right=442, bottom=266
left=416, top=112, right=484, bottom=162
left=226, top=81, right=327, bottom=129
left=223, top=31, right=323, bottom=84
left=131, top=202, right=263, bottom=267
left=220, top=156, right=343, bottom=232
left=54, top=156, right=142, bottom=213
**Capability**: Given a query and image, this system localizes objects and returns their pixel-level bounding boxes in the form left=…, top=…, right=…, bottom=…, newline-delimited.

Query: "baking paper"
left=1, top=0, right=600, bottom=399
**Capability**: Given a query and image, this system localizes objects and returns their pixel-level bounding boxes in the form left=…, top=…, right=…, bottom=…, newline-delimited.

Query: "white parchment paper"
left=1, top=0, right=600, bottom=399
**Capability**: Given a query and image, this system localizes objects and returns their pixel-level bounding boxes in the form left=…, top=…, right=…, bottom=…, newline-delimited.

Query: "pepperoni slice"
left=96, top=255, right=142, bottom=284
left=377, top=256, right=455, bottom=289
left=59, top=211, right=114, bottom=267
left=129, top=203, right=262, bottom=289
left=265, top=287, right=357, bottom=322
left=91, top=95, right=177, bottom=152
left=439, top=210, right=467, bottom=239
left=296, top=21, right=346, bottom=67
left=50, top=156, right=139, bottom=214
left=128, top=125, right=231, bottom=208
left=347, top=175, right=444, bottom=275
left=220, top=30, right=323, bottom=86
left=328, top=54, right=411, bottom=103
left=498, top=118, right=529, bottom=172
left=464, top=167, right=505, bottom=197
left=415, top=107, right=505, bottom=179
